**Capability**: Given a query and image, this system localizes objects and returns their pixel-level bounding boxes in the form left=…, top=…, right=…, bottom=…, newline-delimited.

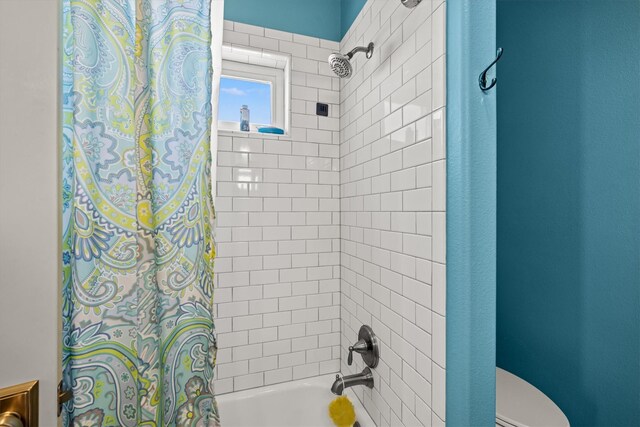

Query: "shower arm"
left=346, top=42, right=374, bottom=60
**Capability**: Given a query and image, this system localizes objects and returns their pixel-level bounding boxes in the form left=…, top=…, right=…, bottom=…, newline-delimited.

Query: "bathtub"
left=216, top=374, right=376, bottom=427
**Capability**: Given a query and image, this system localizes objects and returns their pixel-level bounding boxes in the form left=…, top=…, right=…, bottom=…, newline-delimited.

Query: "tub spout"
left=331, top=367, right=374, bottom=395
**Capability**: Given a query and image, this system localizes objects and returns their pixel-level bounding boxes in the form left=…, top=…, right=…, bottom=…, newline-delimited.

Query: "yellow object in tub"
left=328, top=395, right=357, bottom=427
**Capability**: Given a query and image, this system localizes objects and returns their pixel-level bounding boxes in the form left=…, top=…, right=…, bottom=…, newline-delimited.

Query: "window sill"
left=218, top=129, right=291, bottom=139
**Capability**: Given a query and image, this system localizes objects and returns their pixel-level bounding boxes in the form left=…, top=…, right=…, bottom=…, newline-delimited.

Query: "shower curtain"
left=61, top=0, right=223, bottom=425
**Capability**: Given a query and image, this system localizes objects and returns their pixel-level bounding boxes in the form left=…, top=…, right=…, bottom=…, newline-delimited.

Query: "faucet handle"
left=347, top=325, right=380, bottom=368
left=347, top=339, right=368, bottom=365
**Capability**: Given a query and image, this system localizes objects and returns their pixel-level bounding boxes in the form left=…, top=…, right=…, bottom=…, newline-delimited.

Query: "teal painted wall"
left=497, top=1, right=640, bottom=426
left=446, top=0, right=497, bottom=425
left=224, top=0, right=366, bottom=41
left=341, top=0, right=367, bottom=37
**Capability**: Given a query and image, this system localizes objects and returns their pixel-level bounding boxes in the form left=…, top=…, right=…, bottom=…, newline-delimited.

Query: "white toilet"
left=496, top=368, right=570, bottom=427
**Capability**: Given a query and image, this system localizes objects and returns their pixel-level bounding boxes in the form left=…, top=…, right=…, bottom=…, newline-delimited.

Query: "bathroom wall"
left=341, top=0, right=369, bottom=38
left=0, top=1, right=60, bottom=422
left=497, top=1, right=640, bottom=426
left=214, top=21, right=343, bottom=393
left=223, top=0, right=367, bottom=42
left=446, top=0, right=497, bottom=424
left=223, top=0, right=341, bottom=41
left=339, top=0, right=447, bottom=425
left=215, top=2, right=447, bottom=423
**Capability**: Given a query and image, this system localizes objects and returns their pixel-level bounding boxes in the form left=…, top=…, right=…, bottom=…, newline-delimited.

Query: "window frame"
left=218, top=47, right=290, bottom=135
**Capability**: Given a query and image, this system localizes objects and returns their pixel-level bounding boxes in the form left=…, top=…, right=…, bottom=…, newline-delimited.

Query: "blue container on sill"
left=258, top=127, right=285, bottom=135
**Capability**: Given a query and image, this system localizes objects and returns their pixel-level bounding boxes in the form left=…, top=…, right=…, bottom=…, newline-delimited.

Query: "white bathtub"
left=216, top=374, right=376, bottom=427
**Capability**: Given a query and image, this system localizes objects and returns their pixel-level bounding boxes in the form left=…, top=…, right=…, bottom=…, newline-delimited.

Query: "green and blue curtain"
left=61, top=0, right=221, bottom=425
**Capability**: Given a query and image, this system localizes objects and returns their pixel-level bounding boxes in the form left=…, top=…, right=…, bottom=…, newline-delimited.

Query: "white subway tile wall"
left=214, top=0, right=446, bottom=424
left=339, top=1, right=446, bottom=426
left=214, top=20, right=342, bottom=394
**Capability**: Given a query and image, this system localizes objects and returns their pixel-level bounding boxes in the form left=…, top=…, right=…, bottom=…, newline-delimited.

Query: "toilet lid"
left=496, top=368, right=570, bottom=427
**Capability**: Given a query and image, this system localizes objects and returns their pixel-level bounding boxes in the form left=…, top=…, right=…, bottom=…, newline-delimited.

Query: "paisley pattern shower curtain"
left=61, top=1, right=220, bottom=425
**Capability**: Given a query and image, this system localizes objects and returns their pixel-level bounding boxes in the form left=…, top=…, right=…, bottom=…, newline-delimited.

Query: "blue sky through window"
left=219, top=77, right=272, bottom=125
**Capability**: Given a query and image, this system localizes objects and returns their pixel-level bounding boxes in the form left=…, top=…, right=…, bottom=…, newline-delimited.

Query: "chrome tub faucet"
left=331, top=367, right=374, bottom=395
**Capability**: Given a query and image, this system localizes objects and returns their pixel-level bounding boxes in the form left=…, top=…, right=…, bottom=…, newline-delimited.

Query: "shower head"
left=328, top=53, right=353, bottom=78
left=328, top=42, right=374, bottom=78
left=401, top=0, right=422, bottom=8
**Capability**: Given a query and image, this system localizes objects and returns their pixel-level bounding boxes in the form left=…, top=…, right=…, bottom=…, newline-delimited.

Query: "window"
left=219, top=77, right=272, bottom=125
left=218, top=46, right=290, bottom=134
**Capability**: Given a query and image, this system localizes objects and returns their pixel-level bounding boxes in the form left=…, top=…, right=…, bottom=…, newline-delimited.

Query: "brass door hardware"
left=0, top=412, right=24, bottom=427
left=56, top=382, right=72, bottom=417
left=0, top=381, right=38, bottom=427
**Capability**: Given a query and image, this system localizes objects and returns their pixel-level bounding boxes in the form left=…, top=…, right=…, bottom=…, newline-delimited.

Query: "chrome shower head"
left=328, top=53, right=353, bottom=78
left=328, top=42, right=374, bottom=78
left=401, top=0, right=422, bottom=8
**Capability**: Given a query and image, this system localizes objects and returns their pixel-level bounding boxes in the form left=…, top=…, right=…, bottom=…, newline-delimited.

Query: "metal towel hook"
left=479, top=47, right=503, bottom=91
